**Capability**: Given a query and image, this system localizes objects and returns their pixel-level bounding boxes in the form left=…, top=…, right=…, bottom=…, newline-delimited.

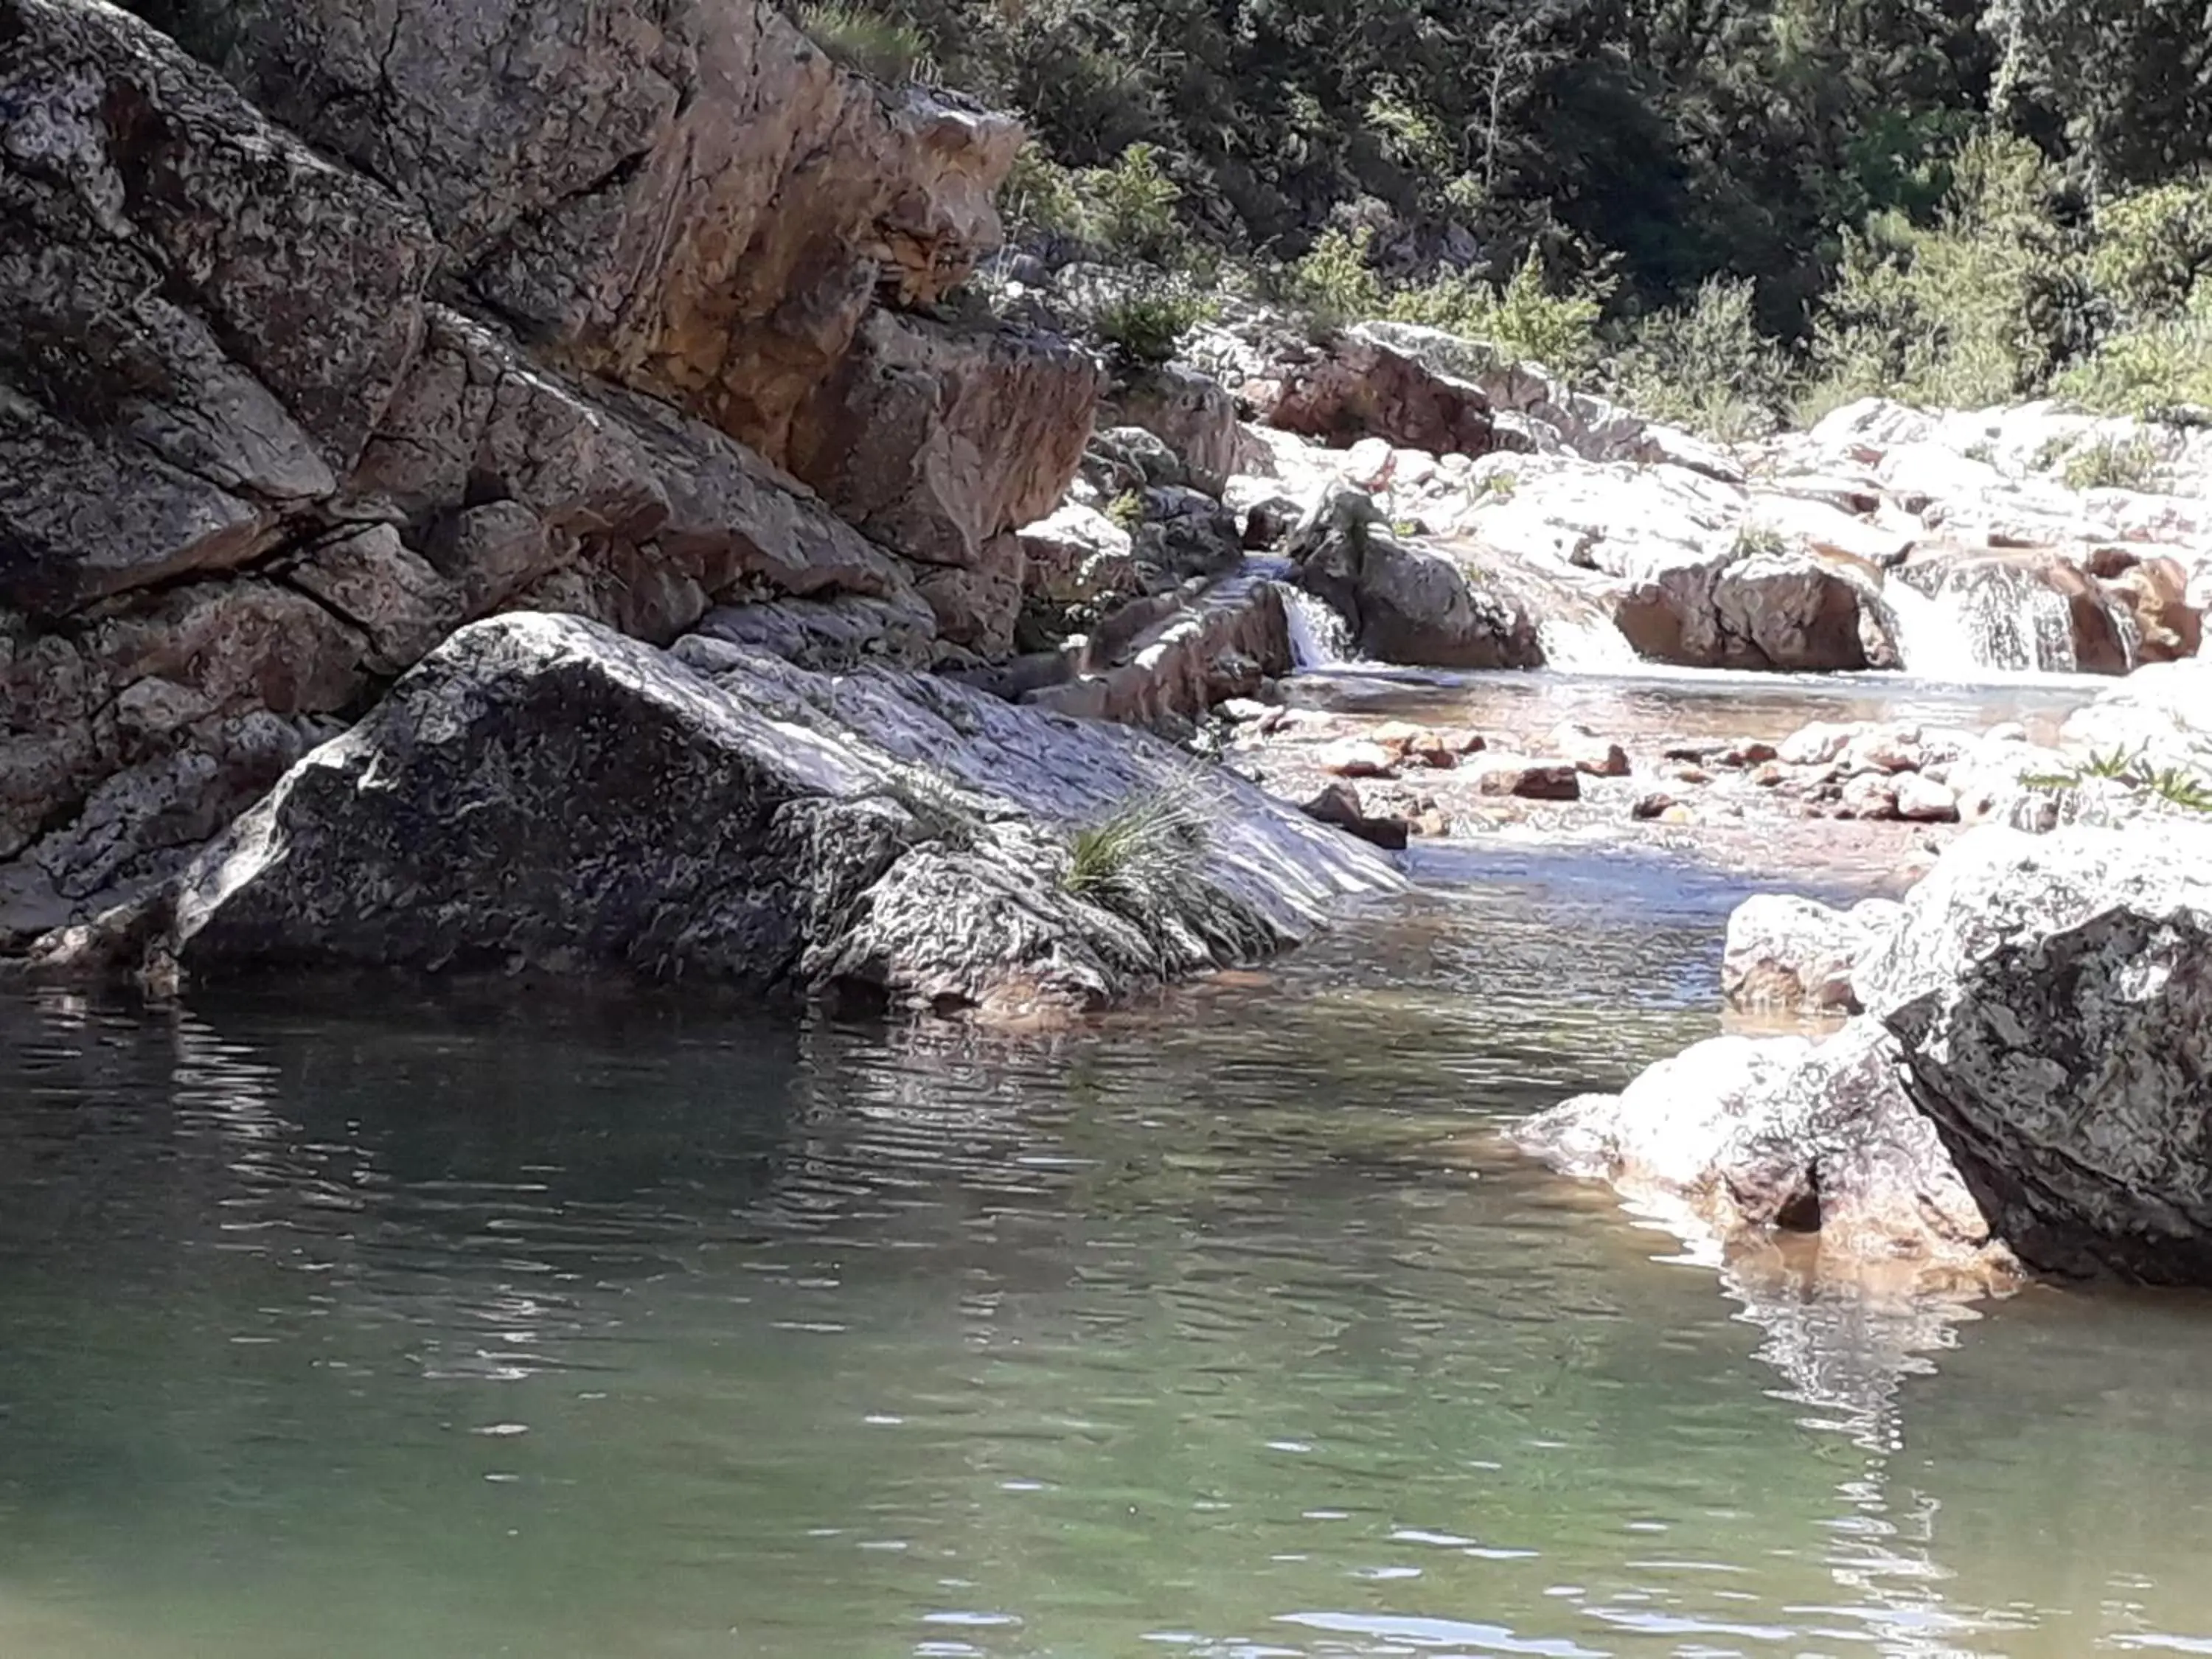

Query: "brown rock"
left=787, top=311, right=1101, bottom=579
left=1473, top=759, right=1581, bottom=801
left=1296, top=782, right=1410, bottom=851
left=1260, top=335, right=1498, bottom=457
left=1838, top=773, right=1901, bottom=820
left=1631, top=791, right=1678, bottom=821
left=1549, top=722, right=1630, bottom=778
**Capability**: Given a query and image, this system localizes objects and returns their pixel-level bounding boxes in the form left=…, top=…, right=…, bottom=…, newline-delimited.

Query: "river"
left=4, top=812, right=2211, bottom=1658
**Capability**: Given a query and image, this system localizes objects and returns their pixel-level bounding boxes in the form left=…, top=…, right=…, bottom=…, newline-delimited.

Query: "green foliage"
left=1288, top=227, right=1388, bottom=333
left=1105, top=490, right=1147, bottom=532
left=1072, top=143, right=1183, bottom=263
left=2059, top=435, right=2162, bottom=493
left=1289, top=230, right=1603, bottom=371
left=1062, top=778, right=1212, bottom=906
left=2024, top=745, right=2212, bottom=815
left=796, top=1, right=936, bottom=83
left=1613, top=276, right=1790, bottom=441
left=1732, top=522, right=1788, bottom=558
left=1806, top=133, right=2090, bottom=411
left=998, top=141, right=1086, bottom=241
left=1094, top=279, right=1217, bottom=367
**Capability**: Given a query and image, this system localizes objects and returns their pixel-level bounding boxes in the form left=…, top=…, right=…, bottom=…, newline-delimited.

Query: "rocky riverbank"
left=5, top=0, right=2211, bottom=1288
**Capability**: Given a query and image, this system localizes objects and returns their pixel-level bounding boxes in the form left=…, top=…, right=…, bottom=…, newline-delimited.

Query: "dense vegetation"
left=799, top=0, right=2212, bottom=433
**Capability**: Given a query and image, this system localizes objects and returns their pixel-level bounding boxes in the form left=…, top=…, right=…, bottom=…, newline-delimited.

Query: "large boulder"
left=1287, top=492, right=1543, bottom=669
left=1257, top=333, right=1499, bottom=459
left=1103, top=365, right=1259, bottom=497
left=1856, top=825, right=2212, bottom=1282
left=41, top=613, right=1397, bottom=1013
left=1512, top=1021, right=2009, bottom=1285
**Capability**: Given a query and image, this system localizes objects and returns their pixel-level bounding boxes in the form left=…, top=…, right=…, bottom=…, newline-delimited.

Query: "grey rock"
left=68, top=613, right=1395, bottom=1014
left=1289, top=490, right=1543, bottom=669
left=1, top=0, right=437, bottom=613
left=1513, top=1020, right=2008, bottom=1284
left=1722, top=894, right=1903, bottom=1015
left=1857, top=824, right=2212, bottom=1281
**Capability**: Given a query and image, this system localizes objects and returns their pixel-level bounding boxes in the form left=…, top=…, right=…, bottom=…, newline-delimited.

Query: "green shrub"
left=1062, top=777, right=1211, bottom=905
left=1094, top=280, right=1216, bottom=367
left=1613, top=276, right=1790, bottom=441
left=1732, top=522, right=1788, bottom=558
left=796, top=1, right=936, bottom=83
left=1105, top=490, right=1147, bottom=531
left=999, top=140, right=1085, bottom=241
left=2089, top=180, right=2212, bottom=322
left=2054, top=288, right=2212, bottom=417
left=1805, top=133, right=2090, bottom=412
left=1074, top=142, right=1183, bottom=263
left=2060, top=434, right=2162, bottom=492
left=1289, top=231, right=1603, bottom=371
left=1289, top=226, right=1388, bottom=333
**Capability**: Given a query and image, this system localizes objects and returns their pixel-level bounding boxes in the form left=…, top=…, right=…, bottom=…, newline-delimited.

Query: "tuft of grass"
left=1732, top=522, right=1789, bottom=558
left=796, top=1, right=936, bottom=83
left=2060, top=435, right=2162, bottom=493
left=1061, top=776, right=1212, bottom=907
left=2023, top=745, right=2212, bottom=815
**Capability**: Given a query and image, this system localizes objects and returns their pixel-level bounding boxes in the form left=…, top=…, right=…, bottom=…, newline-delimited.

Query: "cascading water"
left=1280, top=584, right=1356, bottom=667
left=1879, top=561, right=2136, bottom=678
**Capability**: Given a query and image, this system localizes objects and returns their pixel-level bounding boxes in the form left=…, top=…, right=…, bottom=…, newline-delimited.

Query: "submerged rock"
left=34, top=615, right=1397, bottom=1017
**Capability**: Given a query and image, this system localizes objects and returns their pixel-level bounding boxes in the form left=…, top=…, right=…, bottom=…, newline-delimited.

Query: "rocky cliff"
left=1, top=0, right=1107, bottom=944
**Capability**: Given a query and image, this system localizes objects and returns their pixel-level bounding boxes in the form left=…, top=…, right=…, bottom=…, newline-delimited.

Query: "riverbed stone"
left=1512, top=1020, right=2010, bottom=1282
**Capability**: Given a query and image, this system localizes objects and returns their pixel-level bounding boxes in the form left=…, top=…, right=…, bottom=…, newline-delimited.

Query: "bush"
left=1288, top=226, right=1388, bottom=333
left=1289, top=230, right=1604, bottom=370
left=1094, top=279, right=1216, bottom=367
left=796, top=1, right=936, bottom=83
left=1805, top=133, right=2090, bottom=412
left=1074, top=142, right=1183, bottom=263
left=1613, top=276, right=1791, bottom=441
left=999, top=141, right=1086, bottom=242
left=2059, top=434, right=2163, bottom=492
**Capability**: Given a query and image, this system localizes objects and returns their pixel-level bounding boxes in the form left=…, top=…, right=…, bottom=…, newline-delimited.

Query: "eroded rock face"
left=133, top=0, right=1022, bottom=465
left=2, top=0, right=438, bottom=615
left=1856, top=824, right=2212, bottom=1282
left=46, top=613, right=1397, bottom=1012
left=785, top=312, right=1102, bottom=650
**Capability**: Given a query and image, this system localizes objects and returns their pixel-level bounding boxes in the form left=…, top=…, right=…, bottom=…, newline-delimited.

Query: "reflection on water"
left=1285, top=662, right=2098, bottom=750
left=1, top=845, right=2210, bottom=1658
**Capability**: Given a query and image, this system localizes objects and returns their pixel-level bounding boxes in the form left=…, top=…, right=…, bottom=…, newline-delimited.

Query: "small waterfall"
left=1280, top=585, right=1355, bottom=667
left=1878, top=581, right=1987, bottom=678
left=1882, top=560, right=2134, bottom=678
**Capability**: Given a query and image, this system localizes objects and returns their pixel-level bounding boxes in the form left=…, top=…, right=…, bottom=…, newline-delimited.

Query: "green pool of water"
left=3, top=846, right=2209, bottom=1658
